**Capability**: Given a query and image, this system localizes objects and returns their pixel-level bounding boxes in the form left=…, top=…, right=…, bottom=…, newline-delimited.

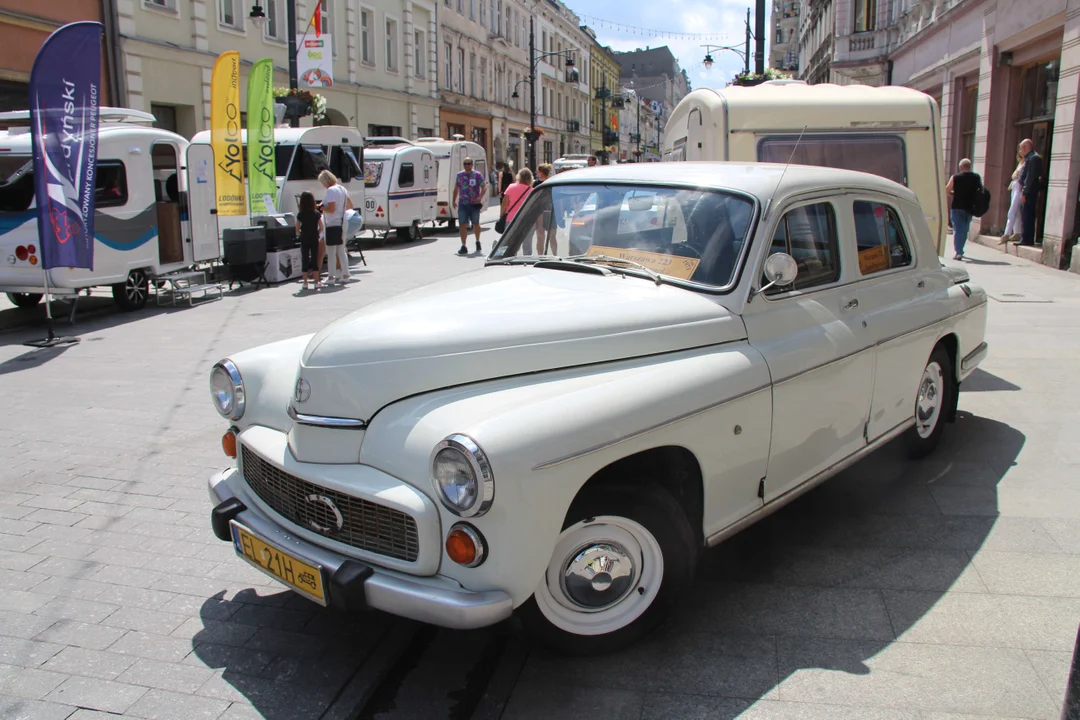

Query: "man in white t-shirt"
left=318, top=170, right=353, bottom=284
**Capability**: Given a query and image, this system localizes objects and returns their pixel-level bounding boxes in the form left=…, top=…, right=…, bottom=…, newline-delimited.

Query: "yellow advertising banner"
left=210, top=51, right=246, bottom=216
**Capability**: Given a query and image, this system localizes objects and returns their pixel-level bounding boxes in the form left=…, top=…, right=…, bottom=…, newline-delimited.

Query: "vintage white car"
left=207, top=163, right=988, bottom=654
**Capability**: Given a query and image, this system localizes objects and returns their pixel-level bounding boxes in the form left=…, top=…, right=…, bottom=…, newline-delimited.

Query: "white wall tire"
left=519, top=484, right=697, bottom=655
left=907, top=344, right=955, bottom=459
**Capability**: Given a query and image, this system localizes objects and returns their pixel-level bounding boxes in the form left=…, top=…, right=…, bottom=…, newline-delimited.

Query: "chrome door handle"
left=843, top=298, right=859, bottom=310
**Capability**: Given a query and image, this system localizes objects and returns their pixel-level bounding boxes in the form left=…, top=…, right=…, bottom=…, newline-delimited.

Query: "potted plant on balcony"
left=273, top=88, right=328, bottom=122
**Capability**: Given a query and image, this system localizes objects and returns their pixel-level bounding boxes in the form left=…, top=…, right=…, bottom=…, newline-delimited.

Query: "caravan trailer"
left=362, top=143, right=436, bottom=241
left=0, top=108, right=205, bottom=311
left=189, top=125, right=367, bottom=241
left=412, top=136, right=486, bottom=230
left=662, top=82, right=947, bottom=254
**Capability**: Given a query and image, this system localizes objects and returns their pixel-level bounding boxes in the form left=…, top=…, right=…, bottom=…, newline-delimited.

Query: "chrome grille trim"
left=240, top=445, right=420, bottom=563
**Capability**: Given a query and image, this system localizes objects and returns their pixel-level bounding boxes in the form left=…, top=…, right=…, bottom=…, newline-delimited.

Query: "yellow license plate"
left=231, top=522, right=327, bottom=605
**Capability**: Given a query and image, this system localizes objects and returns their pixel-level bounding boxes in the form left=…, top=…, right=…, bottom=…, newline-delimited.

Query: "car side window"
left=853, top=200, right=913, bottom=275
left=765, top=203, right=839, bottom=294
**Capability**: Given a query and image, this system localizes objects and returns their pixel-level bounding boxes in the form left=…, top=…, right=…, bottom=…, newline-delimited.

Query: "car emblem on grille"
left=303, top=494, right=344, bottom=534
left=294, top=377, right=311, bottom=404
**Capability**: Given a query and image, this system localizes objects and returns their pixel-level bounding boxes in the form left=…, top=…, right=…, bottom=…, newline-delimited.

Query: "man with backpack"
left=945, top=158, right=986, bottom=261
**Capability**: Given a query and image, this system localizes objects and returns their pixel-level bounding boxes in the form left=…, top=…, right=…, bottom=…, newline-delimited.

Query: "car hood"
left=294, top=266, right=746, bottom=421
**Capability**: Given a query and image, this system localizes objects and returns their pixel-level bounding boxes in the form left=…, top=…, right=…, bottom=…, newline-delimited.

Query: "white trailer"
left=0, top=108, right=206, bottom=311
left=412, top=136, right=487, bottom=230
left=361, top=143, right=436, bottom=242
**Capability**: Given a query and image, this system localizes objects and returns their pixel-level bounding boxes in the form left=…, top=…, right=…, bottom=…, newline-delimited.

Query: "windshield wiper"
left=564, top=254, right=663, bottom=286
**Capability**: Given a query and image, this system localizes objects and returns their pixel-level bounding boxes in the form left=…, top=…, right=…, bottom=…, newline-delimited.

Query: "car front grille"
left=240, top=445, right=420, bottom=563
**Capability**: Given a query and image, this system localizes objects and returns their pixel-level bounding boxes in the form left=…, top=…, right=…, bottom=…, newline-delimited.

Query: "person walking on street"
left=490, top=165, right=500, bottom=198
left=1001, top=145, right=1025, bottom=245
left=500, top=164, right=514, bottom=197
left=295, top=191, right=324, bottom=290
left=319, top=169, right=353, bottom=284
left=453, top=156, right=488, bottom=255
left=1017, top=138, right=1043, bottom=247
left=533, top=164, right=557, bottom=255
left=501, top=168, right=534, bottom=252
left=945, top=158, right=981, bottom=261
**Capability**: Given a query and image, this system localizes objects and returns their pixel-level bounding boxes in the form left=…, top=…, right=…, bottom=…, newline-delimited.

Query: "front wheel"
left=519, top=484, right=697, bottom=655
left=906, top=344, right=955, bottom=459
left=7, top=292, right=43, bottom=308
left=112, top=269, right=149, bottom=311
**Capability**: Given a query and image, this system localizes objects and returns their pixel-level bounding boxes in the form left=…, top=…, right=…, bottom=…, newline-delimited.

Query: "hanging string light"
left=578, top=14, right=731, bottom=42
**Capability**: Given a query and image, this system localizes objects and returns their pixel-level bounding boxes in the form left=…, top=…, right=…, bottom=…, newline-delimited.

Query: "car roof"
left=542, top=161, right=917, bottom=202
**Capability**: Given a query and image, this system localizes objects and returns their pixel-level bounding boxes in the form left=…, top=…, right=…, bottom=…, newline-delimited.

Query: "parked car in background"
left=206, top=163, right=988, bottom=655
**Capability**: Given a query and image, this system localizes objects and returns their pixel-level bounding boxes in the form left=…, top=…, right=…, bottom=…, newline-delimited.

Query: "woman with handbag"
left=319, top=170, right=353, bottom=285
left=496, top=168, right=533, bottom=249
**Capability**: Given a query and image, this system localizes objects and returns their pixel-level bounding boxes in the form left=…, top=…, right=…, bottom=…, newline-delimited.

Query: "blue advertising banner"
left=29, top=21, right=103, bottom=271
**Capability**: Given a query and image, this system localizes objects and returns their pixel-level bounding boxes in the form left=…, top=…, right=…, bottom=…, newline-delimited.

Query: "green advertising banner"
left=246, top=58, right=276, bottom=215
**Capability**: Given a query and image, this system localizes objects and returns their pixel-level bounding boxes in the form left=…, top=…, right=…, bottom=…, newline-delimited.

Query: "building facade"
left=531, top=0, right=591, bottom=164
left=616, top=87, right=659, bottom=162
left=0, top=0, right=119, bottom=111
left=614, top=46, right=690, bottom=121
left=770, top=0, right=801, bottom=73
left=586, top=32, right=620, bottom=161
left=115, top=0, right=439, bottom=139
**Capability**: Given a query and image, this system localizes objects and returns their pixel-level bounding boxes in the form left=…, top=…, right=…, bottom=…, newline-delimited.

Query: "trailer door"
left=185, top=144, right=219, bottom=262
left=686, top=108, right=705, bottom=161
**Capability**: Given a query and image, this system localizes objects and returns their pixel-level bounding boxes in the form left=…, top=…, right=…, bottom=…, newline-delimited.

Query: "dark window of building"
left=150, top=104, right=178, bottom=134
left=959, top=84, right=977, bottom=164
left=1019, top=59, right=1059, bottom=122
left=853, top=0, right=877, bottom=32
left=417, top=127, right=434, bottom=137
left=367, top=124, right=402, bottom=137
left=471, top=126, right=487, bottom=148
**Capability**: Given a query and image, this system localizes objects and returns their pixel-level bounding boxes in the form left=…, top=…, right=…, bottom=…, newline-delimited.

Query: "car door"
left=847, top=197, right=941, bottom=440
left=742, top=199, right=876, bottom=503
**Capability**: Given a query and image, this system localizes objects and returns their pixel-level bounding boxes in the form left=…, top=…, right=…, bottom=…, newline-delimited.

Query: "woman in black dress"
left=295, top=191, right=324, bottom=290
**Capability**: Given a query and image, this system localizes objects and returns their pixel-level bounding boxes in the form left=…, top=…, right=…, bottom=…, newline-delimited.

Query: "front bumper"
left=208, top=469, right=513, bottom=630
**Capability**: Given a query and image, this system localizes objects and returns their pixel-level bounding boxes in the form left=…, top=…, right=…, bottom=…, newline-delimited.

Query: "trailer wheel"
left=395, top=226, right=411, bottom=242
left=112, top=269, right=149, bottom=312
left=409, top=220, right=423, bottom=241
left=7, top=292, right=43, bottom=308
left=447, top=218, right=457, bottom=232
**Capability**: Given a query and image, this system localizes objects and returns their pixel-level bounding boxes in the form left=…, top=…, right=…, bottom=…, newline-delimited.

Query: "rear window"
left=364, top=161, right=384, bottom=188
left=758, top=135, right=907, bottom=186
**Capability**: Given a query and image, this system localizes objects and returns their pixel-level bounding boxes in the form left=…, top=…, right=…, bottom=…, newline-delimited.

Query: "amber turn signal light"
left=446, top=523, right=486, bottom=568
left=222, top=428, right=238, bottom=459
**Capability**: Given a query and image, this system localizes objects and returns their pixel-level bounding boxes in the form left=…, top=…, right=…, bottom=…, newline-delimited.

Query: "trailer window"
left=287, top=144, right=330, bottom=181
left=95, top=161, right=128, bottom=208
left=758, top=135, right=907, bottom=186
left=0, top=157, right=34, bottom=212
left=398, top=163, right=415, bottom=188
left=364, top=161, right=384, bottom=188
left=341, top=146, right=363, bottom=183
left=275, top=144, right=296, bottom=178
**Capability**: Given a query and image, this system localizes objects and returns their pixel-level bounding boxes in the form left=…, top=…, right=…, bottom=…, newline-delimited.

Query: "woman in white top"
left=1001, top=145, right=1025, bottom=244
left=318, top=169, right=353, bottom=285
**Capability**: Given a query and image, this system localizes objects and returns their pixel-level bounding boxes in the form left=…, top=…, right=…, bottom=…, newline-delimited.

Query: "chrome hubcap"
left=561, top=542, right=637, bottom=610
left=916, top=361, right=944, bottom=439
left=128, top=273, right=146, bottom=303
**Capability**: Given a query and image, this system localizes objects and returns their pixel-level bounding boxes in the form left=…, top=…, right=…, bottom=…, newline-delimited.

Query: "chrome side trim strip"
left=532, top=384, right=771, bottom=471
left=705, top=417, right=914, bottom=548
left=287, top=405, right=368, bottom=429
left=961, top=341, right=988, bottom=374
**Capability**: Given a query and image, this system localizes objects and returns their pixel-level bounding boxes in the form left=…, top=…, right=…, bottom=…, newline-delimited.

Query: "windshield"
left=490, top=183, right=755, bottom=288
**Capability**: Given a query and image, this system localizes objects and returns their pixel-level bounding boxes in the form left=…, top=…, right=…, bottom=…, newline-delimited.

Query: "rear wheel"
left=395, top=225, right=411, bottom=242
left=409, top=220, right=423, bottom=241
left=7, top=292, right=42, bottom=308
left=112, top=269, right=149, bottom=311
left=519, top=483, right=698, bottom=655
left=907, top=344, right=955, bottom=458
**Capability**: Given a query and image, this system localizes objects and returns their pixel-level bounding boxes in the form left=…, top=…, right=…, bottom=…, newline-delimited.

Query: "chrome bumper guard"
left=208, top=469, right=513, bottom=630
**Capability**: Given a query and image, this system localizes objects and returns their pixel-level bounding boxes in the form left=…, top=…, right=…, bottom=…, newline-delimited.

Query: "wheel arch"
left=568, top=445, right=705, bottom=546
left=932, top=331, right=960, bottom=422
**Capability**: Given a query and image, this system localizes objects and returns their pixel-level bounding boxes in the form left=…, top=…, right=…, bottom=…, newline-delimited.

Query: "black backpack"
left=972, top=184, right=991, bottom=217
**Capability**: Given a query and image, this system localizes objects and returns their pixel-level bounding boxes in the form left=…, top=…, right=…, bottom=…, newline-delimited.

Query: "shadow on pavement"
left=0, top=295, right=194, bottom=346
left=961, top=367, right=1022, bottom=392
left=506, top=413, right=1025, bottom=719
left=0, top=344, right=72, bottom=375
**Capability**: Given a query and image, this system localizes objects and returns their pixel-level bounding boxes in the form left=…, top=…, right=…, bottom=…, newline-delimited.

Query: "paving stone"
left=33, top=597, right=118, bottom=624
left=0, top=571, right=48, bottom=593
left=21, top=509, right=89, bottom=527
left=0, top=663, right=70, bottom=700
left=0, top=636, right=63, bottom=666
left=19, top=495, right=87, bottom=512
left=158, top=593, right=241, bottom=621
left=969, top=550, right=1080, bottom=597
left=170, top=618, right=258, bottom=648
left=30, top=576, right=111, bottom=601
left=184, top=643, right=275, bottom=677
left=25, top=557, right=104, bottom=579
left=100, top=607, right=187, bottom=635
left=502, top=678, right=644, bottom=720
left=108, top=630, right=195, bottom=663
left=86, top=564, right=166, bottom=589
left=641, top=694, right=921, bottom=719
left=41, top=646, right=137, bottom=680
left=92, top=585, right=177, bottom=612
left=125, top=687, right=230, bottom=720
left=0, top=612, right=58, bottom=640
left=34, top=619, right=127, bottom=651
left=1025, top=649, right=1073, bottom=707
left=0, top=697, right=76, bottom=720
left=117, top=657, right=215, bottom=694
left=44, top=674, right=148, bottom=714
left=23, top=539, right=95, bottom=561
left=0, top=533, right=44, bottom=552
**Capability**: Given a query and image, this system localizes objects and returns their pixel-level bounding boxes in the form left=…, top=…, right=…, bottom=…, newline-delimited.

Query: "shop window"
left=95, top=161, right=129, bottom=208
left=853, top=201, right=912, bottom=274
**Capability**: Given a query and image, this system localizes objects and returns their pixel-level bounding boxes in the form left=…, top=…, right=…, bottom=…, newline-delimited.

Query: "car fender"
left=360, top=342, right=772, bottom=606
left=224, top=334, right=314, bottom=433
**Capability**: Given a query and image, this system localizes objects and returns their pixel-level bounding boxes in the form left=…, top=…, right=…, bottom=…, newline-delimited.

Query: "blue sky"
left=571, top=0, right=761, bottom=90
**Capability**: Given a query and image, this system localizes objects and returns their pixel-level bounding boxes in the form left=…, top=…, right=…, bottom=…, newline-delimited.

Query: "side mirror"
left=753, top=253, right=798, bottom=299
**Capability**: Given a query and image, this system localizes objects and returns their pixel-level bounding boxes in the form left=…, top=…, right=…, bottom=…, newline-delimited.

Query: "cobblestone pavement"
left=0, top=229, right=1077, bottom=719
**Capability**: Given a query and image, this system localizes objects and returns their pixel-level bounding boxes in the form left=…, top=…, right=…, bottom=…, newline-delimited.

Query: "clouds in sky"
left=573, top=0, right=761, bottom=90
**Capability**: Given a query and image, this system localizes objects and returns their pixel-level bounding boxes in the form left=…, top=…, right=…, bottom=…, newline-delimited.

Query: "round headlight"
left=431, top=434, right=493, bottom=518
left=210, top=360, right=245, bottom=421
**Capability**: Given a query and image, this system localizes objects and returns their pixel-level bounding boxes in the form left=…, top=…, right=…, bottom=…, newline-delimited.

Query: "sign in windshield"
left=491, top=183, right=754, bottom=288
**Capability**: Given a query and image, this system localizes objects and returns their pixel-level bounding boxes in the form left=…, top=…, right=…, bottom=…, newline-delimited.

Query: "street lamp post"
left=511, top=16, right=577, bottom=170
left=250, top=0, right=301, bottom=127
left=701, top=8, right=753, bottom=76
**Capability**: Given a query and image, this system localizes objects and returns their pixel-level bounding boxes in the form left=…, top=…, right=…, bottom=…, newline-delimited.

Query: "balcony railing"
left=837, top=29, right=886, bottom=61
left=850, top=33, right=876, bottom=51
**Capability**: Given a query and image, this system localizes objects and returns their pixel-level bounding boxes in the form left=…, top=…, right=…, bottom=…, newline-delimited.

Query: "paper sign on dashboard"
left=858, top=245, right=889, bottom=274
left=587, top=246, right=700, bottom=280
